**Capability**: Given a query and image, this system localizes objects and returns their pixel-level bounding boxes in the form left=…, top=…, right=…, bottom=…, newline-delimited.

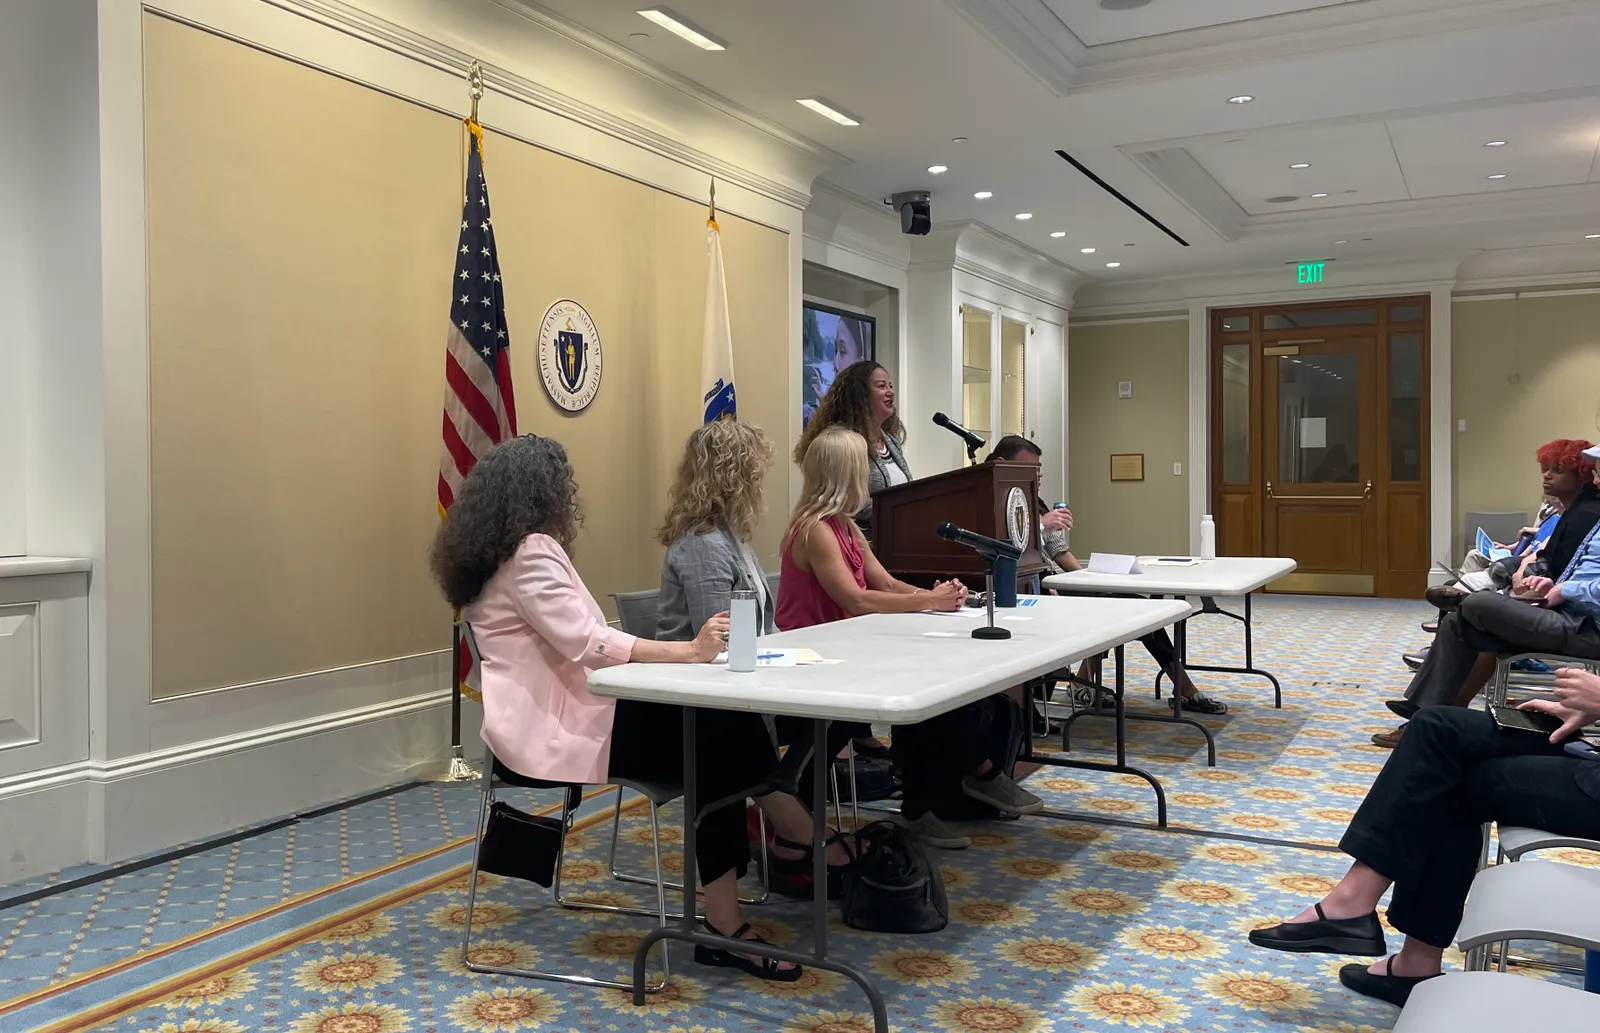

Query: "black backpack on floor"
left=840, top=820, right=948, bottom=934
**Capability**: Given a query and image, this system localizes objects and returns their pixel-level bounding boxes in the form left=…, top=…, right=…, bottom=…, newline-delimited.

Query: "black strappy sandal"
left=694, top=920, right=803, bottom=982
left=767, top=831, right=857, bottom=899
left=1338, top=956, right=1442, bottom=1007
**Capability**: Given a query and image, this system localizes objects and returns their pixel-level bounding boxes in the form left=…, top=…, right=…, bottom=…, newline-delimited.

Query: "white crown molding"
left=803, top=181, right=911, bottom=274
left=219, top=0, right=832, bottom=210
left=1074, top=255, right=1463, bottom=315
left=951, top=222, right=1080, bottom=310
left=947, top=0, right=1594, bottom=91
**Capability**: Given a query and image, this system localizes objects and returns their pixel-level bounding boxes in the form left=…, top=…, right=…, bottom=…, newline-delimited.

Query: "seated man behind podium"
left=779, top=426, right=1043, bottom=850
left=432, top=434, right=798, bottom=983
left=1381, top=441, right=1600, bottom=746
left=988, top=434, right=1227, bottom=716
left=653, top=419, right=858, bottom=889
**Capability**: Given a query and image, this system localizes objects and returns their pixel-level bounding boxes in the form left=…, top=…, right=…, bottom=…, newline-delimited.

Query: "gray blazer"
left=856, top=432, right=911, bottom=534
left=655, top=522, right=776, bottom=642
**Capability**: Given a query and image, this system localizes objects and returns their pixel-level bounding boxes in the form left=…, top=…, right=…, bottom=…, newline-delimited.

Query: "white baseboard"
left=0, top=690, right=483, bottom=886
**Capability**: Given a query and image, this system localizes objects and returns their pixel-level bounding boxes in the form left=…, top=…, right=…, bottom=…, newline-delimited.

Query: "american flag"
left=438, top=126, right=516, bottom=516
left=439, top=125, right=515, bottom=703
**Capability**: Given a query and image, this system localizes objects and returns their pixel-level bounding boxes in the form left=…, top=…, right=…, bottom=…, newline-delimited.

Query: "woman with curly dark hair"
left=793, top=361, right=907, bottom=536
left=431, top=434, right=800, bottom=983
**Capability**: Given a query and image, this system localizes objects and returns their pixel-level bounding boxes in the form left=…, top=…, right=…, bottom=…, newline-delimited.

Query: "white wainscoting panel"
left=0, top=603, right=40, bottom=752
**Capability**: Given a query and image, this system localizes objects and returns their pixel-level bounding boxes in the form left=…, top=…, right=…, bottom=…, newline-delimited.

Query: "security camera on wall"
left=888, top=190, right=931, bottom=235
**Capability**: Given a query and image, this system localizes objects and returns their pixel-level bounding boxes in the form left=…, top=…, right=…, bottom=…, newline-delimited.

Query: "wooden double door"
left=1211, top=297, right=1430, bottom=598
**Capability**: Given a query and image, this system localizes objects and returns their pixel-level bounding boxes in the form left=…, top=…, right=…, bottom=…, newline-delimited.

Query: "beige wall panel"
left=144, top=16, right=790, bottom=697
left=1452, top=294, right=1600, bottom=540
left=1067, top=321, right=1191, bottom=557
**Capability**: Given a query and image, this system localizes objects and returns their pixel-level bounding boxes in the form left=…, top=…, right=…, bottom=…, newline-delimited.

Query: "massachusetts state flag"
left=700, top=218, right=736, bottom=422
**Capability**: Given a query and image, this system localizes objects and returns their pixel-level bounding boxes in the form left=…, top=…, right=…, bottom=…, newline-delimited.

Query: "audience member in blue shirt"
left=1384, top=442, right=1600, bottom=744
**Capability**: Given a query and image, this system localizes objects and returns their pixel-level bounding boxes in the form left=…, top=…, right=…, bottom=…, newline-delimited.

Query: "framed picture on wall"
left=802, top=302, right=876, bottom=427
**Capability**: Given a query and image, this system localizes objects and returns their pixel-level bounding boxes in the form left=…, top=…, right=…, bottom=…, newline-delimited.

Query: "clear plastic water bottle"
left=727, top=589, right=757, bottom=672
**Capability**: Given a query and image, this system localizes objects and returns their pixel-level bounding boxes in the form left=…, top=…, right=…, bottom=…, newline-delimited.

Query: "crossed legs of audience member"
left=1250, top=705, right=1600, bottom=1005
left=1374, top=590, right=1600, bottom=746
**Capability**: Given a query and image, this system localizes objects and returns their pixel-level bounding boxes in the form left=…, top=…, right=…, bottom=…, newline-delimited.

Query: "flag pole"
left=436, top=59, right=488, bottom=785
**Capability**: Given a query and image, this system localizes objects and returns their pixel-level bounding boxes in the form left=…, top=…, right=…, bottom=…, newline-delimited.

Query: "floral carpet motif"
left=6, top=596, right=1594, bottom=1033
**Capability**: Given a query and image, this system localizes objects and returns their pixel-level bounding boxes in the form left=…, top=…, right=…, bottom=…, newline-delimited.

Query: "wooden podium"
left=870, top=461, right=1047, bottom=582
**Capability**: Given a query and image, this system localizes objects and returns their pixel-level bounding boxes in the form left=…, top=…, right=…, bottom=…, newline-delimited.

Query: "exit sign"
left=1297, top=261, right=1326, bottom=284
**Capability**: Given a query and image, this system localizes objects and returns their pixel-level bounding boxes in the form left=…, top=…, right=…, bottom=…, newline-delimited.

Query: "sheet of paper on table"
left=709, top=648, right=839, bottom=666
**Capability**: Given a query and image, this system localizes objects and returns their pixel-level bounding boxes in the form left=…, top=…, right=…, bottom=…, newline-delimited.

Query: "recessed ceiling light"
left=1015, top=212, right=1033, bottom=220
left=1289, top=162, right=1311, bottom=169
left=1227, top=95, right=1254, bottom=105
left=629, top=32, right=650, bottom=40
left=1311, top=192, right=1329, bottom=198
left=973, top=191, right=992, bottom=199
left=1080, top=247, right=1096, bottom=254
left=928, top=165, right=948, bottom=174
left=1484, top=140, right=1507, bottom=147
left=796, top=97, right=859, bottom=126
left=636, top=7, right=726, bottom=50
left=1050, top=231, right=1066, bottom=238
left=1487, top=173, right=1507, bottom=180
left=1105, top=262, right=1121, bottom=268
left=1586, top=233, right=1600, bottom=239
left=1333, top=240, right=1348, bottom=244
left=1099, top=0, right=1152, bottom=9
left=951, top=136, right=968, bottom=144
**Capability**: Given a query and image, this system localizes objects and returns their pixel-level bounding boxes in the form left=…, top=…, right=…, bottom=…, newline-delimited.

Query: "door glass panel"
left=1000, top=317, right=1026, bottom=437
left=1390, top=303, right=1424, bottom=324
left=1263, top=308, right=1377, bottom=329
left=961, top=307, right=992, bottom=445
left=1278, top=353, right=1360, bottom=483
left=1389, top=333, right=1423, bottom=481
left=1220, top=315, right=1250, bottom=332
left=1221, top=344, right=1250, bottom=483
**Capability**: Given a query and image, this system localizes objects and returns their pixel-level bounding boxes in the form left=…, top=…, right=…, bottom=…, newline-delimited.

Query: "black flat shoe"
left=1386, top=699, right=1419, bottom=720
left=1248, top=903, right=1387, bottom=956
left=1420, top=619, right=1439, bottom=634
left=694, top=920, right=803, bottom=982
left=1338, top=956, right=1442, bottom=1007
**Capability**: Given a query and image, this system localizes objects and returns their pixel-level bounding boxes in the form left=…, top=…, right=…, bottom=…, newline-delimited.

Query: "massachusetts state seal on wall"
left=1004, top=486, right=1032, bottom=553
left=537, top=300, right=603, bottom=413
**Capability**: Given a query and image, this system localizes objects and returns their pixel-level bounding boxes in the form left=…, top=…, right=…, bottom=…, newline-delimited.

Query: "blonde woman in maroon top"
left=778, top=427, right=1044, bottom=850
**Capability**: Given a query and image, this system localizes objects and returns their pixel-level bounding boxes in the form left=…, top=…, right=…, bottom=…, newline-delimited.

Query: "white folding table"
left=588, top=594, right=1192, bottom=1033
left=1042, top=557, right=1297, bottom=761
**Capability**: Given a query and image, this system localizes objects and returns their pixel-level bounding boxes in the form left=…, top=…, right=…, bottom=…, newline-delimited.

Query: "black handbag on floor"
left=836, top=755, right=901, bottom=802
left=840, top=820, right=948, bottom=933
left=478, top=800, right=567, bottom=887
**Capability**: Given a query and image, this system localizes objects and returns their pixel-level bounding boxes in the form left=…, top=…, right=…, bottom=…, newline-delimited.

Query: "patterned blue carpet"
left=3, top=595, right=1594, bottom=1033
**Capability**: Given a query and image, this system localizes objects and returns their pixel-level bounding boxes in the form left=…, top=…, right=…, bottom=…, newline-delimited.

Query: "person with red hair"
left=1379, top=438, right=1600, bottom=744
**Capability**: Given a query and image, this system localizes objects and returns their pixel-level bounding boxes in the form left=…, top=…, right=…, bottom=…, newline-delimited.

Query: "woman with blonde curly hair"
left=654, top=419, right=860, bottom=902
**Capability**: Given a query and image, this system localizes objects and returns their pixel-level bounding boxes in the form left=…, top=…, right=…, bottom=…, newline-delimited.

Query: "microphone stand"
left=965, top=439, right=981, bottom=464
left=971, top=555, right=1011, bottom=641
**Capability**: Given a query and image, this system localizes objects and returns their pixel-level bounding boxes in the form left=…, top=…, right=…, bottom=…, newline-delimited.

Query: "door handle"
left=1266, top=480, right=1374, bottom=501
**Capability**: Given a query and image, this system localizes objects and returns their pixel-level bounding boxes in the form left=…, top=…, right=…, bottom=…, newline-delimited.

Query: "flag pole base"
left=433, top=746, right=481, bottom=783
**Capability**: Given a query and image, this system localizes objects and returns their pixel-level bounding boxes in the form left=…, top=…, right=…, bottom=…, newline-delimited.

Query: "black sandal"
left=1338, top=955, right=1442, bottom=1007
left=694, top=920, right=803, bottom=982
left=767, top=831, right=857, bottom=899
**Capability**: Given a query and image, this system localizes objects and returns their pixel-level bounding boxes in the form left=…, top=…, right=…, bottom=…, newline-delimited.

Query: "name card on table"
left=1086, top=553, right=1143, bottom=575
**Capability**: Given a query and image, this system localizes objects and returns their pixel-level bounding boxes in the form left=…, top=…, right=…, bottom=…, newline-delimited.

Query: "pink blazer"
left=464, top=533, right=637, bottom=784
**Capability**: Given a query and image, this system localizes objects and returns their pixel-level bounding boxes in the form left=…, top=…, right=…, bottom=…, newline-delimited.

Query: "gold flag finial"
left=467, top=59, right=484, bottom=125
left=708, top=177, right=718, bottom=229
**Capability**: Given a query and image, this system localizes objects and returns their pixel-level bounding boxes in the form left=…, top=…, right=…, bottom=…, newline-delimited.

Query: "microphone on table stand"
left=936, top=521, right=1017, bottom=640
left=932, top=412, right=986, bottom=462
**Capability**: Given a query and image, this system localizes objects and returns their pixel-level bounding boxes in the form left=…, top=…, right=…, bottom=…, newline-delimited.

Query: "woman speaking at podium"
left=793, top=361, right=909, bottom=539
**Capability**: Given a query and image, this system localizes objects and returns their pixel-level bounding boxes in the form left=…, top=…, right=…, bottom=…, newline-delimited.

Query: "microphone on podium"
left=936, top=521, right=1021, bottom=561
left=931, top=412, right=986, bottom=460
